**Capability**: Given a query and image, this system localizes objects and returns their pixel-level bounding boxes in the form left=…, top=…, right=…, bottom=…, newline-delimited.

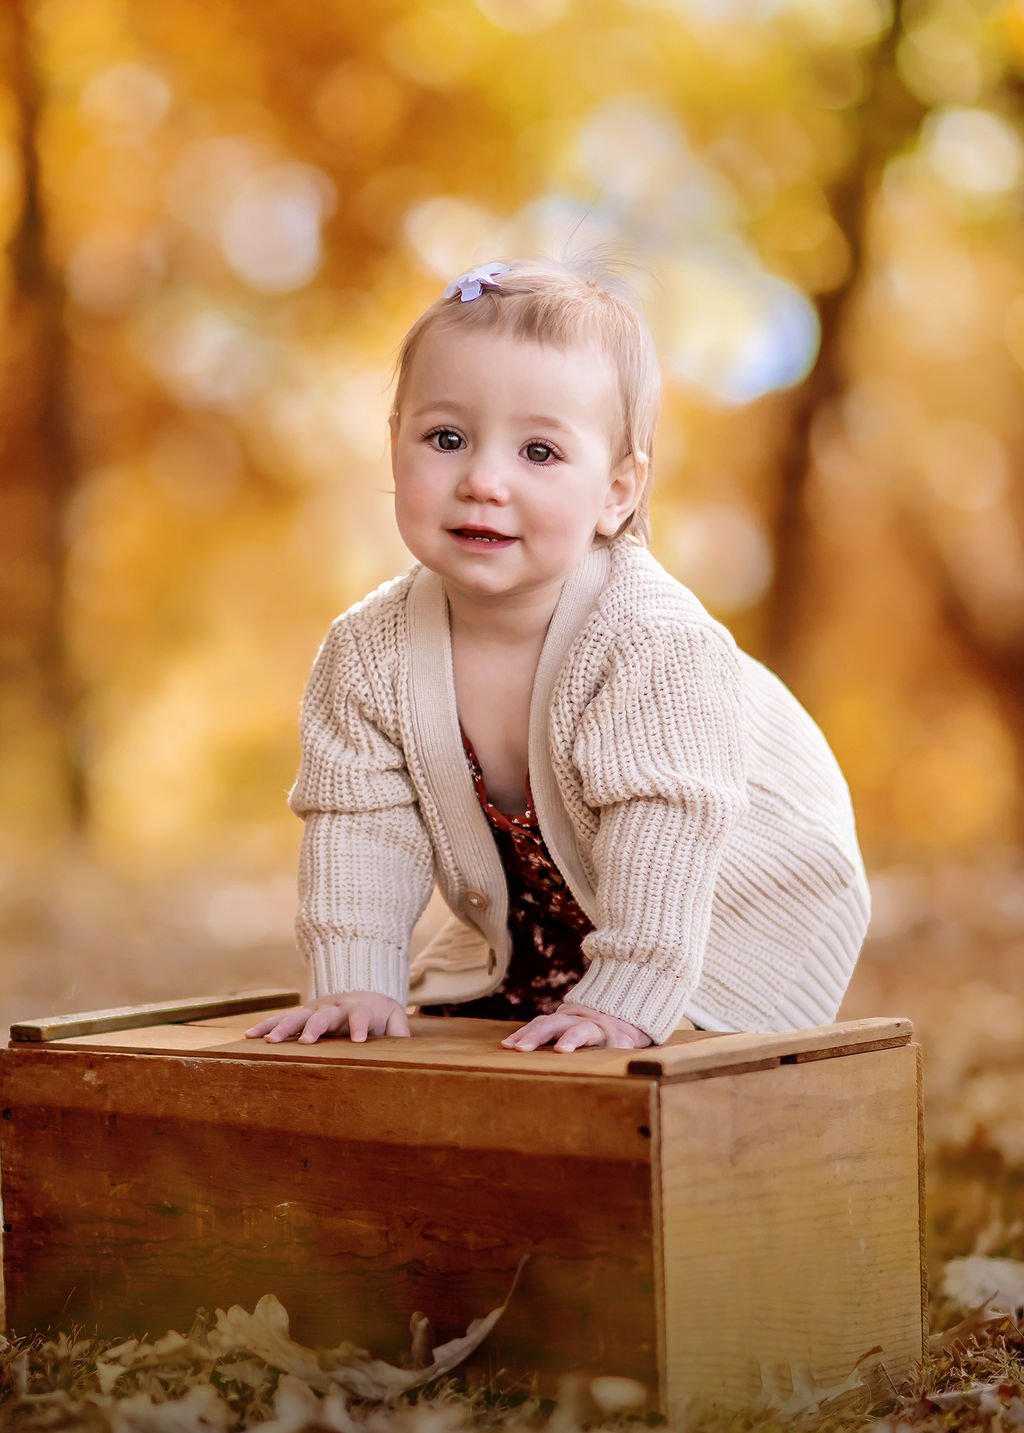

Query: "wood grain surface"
left=627, top=1018, right=914, bottom=1079
left=655, top=1045, right=925, bottom=1415
left=9, top=990, right=300, bottom=1042
left=0, top=1045, right=659, bottom=1388
left=34, top=1013, right=911, bottom=1082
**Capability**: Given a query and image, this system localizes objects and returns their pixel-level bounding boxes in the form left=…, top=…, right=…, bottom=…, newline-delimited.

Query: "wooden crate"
left=0, top=996, right=925, bottom=1415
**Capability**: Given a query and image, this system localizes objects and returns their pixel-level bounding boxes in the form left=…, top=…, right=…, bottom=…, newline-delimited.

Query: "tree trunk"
left=0, top=0, right=87, bottom=830
left=761, top=1, right=923, bottom=675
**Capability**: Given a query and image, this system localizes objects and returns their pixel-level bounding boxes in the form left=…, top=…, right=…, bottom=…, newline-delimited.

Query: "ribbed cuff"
left=566, top=955, right=693, bottom=1046
left=304, top=936, right=409, bottom=1006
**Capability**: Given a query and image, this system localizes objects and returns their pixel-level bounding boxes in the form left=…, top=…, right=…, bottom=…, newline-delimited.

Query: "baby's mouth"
left=451, top=527, right=514, bottom=543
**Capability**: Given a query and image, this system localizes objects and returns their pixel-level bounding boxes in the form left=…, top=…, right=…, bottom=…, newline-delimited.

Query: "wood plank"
left=202, top=1033, right=660, bottom=1078
left=186, top=1010, right=300, bottom=1029
left=44, top=1014, right=709, bottom=1078
left=915, top=1043, right=929, bottom=1335
left=43, top=1016, right=911, bottom=1081
left=9, top=990, right=301, bottom=1043
left=657, top=1045, right=924, bottom=1417
left=628, top=1017, right=914, bottom=1079
left=51, top=1024, right=250, bottom=1052
left=0, top=1046, right=659, bottom=1391
left=0, top=1045, right=655, bottom=1156
left=41, top=1026, right=646, bottom=1076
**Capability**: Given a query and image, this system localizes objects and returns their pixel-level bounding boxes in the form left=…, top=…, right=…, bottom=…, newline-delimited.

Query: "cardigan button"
left=463, top=889, right=489, bottom=912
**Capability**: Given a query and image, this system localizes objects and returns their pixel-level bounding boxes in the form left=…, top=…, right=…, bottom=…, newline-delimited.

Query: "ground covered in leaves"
left=2, top=857, right=1023, bottom=1431
left=1, top=1261, right=1022, bottom=1432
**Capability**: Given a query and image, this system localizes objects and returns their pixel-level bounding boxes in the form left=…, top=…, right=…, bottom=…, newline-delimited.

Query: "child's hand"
left=500, top=1002, right=653, bottom=1054
left=245, top=993, right=410, bottom=1045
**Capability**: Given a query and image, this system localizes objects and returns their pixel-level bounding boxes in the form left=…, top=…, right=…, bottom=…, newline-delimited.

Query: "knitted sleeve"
left=565, top=619, right=750, bottom=1043
left=288, top=614, right=434, bottom=1005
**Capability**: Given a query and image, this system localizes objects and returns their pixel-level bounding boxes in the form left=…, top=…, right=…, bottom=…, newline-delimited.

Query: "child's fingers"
left=553, top=1020, right=606, bottom=1053
left=247, top=1011, right=310, bottom=1039
left=262, top=1008, right=316, bottom=1043
left=245, top=1016, right=281, bottom=1038
left=347, top=1006, right=372, bottom=1043
left=499, top=1018, right=545, bottom=1050
left=552, top=1020, right=638, bottom=1052
left=603, top=1029, right=640, bottom=1049
left=384, top=1005, right=411, bottom=1038
left=556, top=1003, right=652, bottom=1049
left=296, top=1006, right=345, bottom=1044
left=503, top=1011, right=645, bottom=1053
left=250, top=995, right=409, bottom=1046
left=501, top=1014, right=571, bottom=1051
left=349, top=997, right=408, bottom=1040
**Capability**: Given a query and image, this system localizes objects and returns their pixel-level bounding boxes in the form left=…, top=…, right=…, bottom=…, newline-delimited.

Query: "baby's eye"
left=523, top=441, right=556, bottom=464
left=429, top=429, right=464, bottom=451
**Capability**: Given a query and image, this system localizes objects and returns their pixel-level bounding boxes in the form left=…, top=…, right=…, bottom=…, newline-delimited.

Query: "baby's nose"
left=457, top=458, right=509, bottom=501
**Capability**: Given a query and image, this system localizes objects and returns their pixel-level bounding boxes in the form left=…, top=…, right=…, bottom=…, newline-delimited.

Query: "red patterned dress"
left=421, top=731, right=594, bottom=1020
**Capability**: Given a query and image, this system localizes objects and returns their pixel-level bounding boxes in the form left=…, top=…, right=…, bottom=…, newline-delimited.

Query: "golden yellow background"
left=2, top=0, right=1023, bottom=1028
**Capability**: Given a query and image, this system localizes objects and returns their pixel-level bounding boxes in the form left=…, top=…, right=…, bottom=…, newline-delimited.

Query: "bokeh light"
left=219, top=162, right=335, bottom=293
left=473, top=0, right=568, bottom=34
left=403, top=196, right=502, bottom=277
left=661, top=253, right=821, bottom=402
left=665, top=504, right=774, bottom=612
left=923, top=106, right=1024, bottom=197
left=79, top=61, right=173, bottom=143
left=136, top=298, right=271, bottom=408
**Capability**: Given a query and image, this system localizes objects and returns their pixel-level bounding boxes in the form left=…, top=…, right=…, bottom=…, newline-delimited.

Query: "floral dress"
left=420, top=730, right=594, bottom=1021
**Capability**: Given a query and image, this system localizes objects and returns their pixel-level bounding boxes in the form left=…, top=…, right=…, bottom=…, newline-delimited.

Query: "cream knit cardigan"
left=289, top=538, right=870, bottom=1044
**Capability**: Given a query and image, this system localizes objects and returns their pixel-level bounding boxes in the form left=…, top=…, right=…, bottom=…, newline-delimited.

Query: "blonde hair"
left=392, top=257, right=661, bottom=544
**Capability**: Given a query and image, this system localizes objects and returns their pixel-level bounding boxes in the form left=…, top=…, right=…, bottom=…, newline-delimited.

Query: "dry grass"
left=0, top=1273, right=1021, bottom=1432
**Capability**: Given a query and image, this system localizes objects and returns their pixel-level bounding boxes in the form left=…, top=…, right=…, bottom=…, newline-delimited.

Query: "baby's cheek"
left=393, top=486, right=428, bottom=531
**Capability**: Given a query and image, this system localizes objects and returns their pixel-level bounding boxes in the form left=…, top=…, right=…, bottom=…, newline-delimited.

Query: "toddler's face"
left=390, top=326, right=640, bottom=613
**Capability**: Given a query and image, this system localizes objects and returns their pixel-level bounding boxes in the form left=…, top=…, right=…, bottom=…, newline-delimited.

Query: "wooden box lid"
left=8, top=992, right=913, bottom=1083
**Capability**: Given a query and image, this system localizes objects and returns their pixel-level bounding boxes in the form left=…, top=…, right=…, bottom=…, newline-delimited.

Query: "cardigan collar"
left=405, top=544, right=611, bottom=929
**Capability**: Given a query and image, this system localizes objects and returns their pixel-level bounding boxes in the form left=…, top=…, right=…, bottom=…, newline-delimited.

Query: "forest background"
left=1, top=0, right=1024, bottom=1208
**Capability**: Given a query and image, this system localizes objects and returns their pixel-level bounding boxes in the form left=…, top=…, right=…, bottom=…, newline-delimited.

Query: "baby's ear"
left=388, top=414, right=398, bottom=466
left=596, top=450, right=647, bottom=537
left=629, top=449, right=649, bottom=492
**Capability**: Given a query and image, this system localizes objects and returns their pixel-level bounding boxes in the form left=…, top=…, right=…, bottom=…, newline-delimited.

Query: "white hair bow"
left=442, top=263, right=510, bottom=302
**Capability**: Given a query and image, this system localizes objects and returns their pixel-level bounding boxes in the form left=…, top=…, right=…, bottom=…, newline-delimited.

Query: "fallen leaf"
left=319, top=1387, right=363, bottom=1433
left=928, top=1298, right=1009, bottom=1352
left=321, top=1257, right=526, bottom=1399
left=208, top=1259, right=524, bottom=1401
left=546, top=1373, right=596, bottom=1433
left=546, top=1371, right=648, bottom=1433
left=151, top=1330, right=198, bottom=1359
left=409, top=1312, right=434, bottom=1370
left=106, top=1382, right=231, bottom=1432
left=423, top=1276, right=521, bottom=1382
left=213, top=1356, right=269, bottom=1389
left=95, top=1357, right=130, bottom=1397
left=95, top=1329, right=212, bottom=1399
left=925, top=1379, right=1024, bottom=1423
left=943, top=1256, right=1024, bottom=1316
left=208, top=1294, right=335, bottom=1390
left=104, top=1338, right=144, bottom=1363
left=588, top=1375, right=647, bottom=1415
left=10, top=1351, right=29, bottom=1399
left=757, top=1347, right=882, bottom=1417
left=252, top=1371, right=324, bottom=1433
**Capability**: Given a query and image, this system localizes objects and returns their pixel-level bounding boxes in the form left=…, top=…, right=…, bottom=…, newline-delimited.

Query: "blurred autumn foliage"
left=2, top=0, right=1024, bottom=1025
